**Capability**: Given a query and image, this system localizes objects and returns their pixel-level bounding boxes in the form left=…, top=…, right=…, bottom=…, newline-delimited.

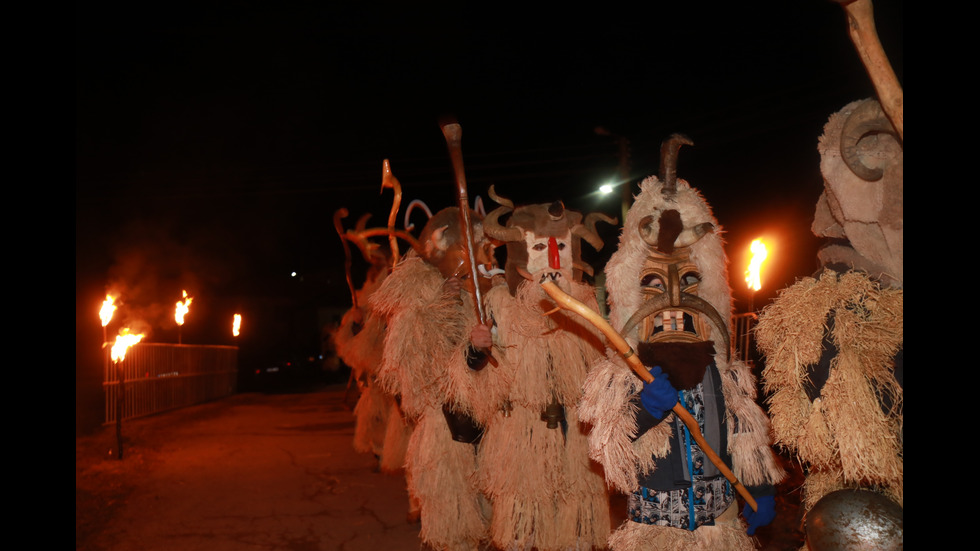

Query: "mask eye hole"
left=681, top=272, right=701, bottom=288
left=532, top=243, right=547, bottom=251
left=557, top=242, right=566, bottom=250
left=640, top=274, right=665, bottom=290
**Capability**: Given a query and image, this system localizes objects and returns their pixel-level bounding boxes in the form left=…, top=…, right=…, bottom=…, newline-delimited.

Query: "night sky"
left=76, top=2, right=903, bottom=385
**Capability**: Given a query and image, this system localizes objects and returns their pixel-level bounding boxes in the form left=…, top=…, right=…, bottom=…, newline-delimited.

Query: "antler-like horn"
left=572, top=212, right=618, bottom=251
left=487, top=184, right=515, bottom=209
left=659, top=133, right=694, bottom=198
left=840, top=99, right=897, bottom=182
left=404, top=199, right=433, bottom=232
left=381, top=159, right=402, bottom=266
left=483, top=205, right=523, bottom=243
left=354, top=212, right=372, bottom=232
left=333, top=208, right=358, bottom=309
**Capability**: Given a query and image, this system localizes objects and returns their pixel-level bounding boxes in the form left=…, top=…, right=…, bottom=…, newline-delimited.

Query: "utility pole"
left=595, top=127, right=632, bottom=222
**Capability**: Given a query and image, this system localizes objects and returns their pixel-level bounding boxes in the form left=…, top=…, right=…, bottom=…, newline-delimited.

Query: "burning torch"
left=111, top=329, right=144, bottom=460
left=175, top=290, right=192, bottom=345
left=233, top=313, right=242, bottom=338
left=100, top=294, right=116, bottom=345
left=744, top=239, right=768, bottom=313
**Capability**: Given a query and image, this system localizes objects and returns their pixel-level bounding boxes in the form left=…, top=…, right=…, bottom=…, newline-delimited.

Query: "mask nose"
left=548, top=236, right=560, bottom=270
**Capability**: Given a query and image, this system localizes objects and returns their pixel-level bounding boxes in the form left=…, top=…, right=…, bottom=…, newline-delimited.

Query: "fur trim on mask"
left=583, top=174, right=784, bottom=498
left=604, top=176, right=732, bottom=357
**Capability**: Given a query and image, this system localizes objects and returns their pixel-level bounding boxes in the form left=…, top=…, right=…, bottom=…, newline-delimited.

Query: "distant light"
left=599, top=183, right=614, bottom=195
left=291, top=271, right=297, bottom=277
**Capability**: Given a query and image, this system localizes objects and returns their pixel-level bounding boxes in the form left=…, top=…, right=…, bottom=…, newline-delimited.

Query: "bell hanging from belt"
left=541, top=396, right=565, bottom=429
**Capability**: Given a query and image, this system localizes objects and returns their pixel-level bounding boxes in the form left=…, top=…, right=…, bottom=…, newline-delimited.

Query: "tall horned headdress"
left=604, top=134, right=733, bottom=388
left=483, top=186, right=617, bottom=295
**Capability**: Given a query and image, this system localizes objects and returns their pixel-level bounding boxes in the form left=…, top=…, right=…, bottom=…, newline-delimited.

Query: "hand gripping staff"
left=440, top=120, right=494, bottom=362
left=539, top=278, right=759, bottom=512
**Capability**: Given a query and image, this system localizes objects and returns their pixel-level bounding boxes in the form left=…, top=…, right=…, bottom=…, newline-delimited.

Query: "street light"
left=594, top=126, right=631, bottom=222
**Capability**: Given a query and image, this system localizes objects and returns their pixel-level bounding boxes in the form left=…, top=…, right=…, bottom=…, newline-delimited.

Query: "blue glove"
left=743, top=495, right=776, bottom=536
left=639, top=366, right=677, bottom=419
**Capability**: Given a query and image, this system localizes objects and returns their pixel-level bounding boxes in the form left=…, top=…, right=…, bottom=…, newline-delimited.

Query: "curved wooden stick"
left=838, top=0, right=903, bottom=140
left=333, top=208, right=358, bottom=310
left=381, top=159, right=403, bottom=266
left=540, top=280, right=758, bottom=512
left=441, top=121, right=488, bottom=326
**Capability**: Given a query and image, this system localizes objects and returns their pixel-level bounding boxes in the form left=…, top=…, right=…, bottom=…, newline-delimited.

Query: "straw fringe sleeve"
left=579, top=352, right=784, bottom=494
left=579, top=351, right=673, bottom=494
left=719, top=356, right=786, bottom=488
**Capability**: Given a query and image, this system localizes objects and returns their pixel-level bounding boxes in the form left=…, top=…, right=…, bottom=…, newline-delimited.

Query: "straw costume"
left=477, top=192, right=616, bottom=551
left=371, top=207, right=507, bottom=551
left=755, top=99, right=903, bottom=521
left=579, top=136, right=784, bottom=551
left=331, top=238, right=412, bottom=476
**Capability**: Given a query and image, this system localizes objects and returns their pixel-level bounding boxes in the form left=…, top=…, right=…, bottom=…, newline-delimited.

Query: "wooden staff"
left=333, top=208, right=358, bottom=310
left=440, top=120, right=487, bottom=326
left=381, top=159, right=403, bottom=266
left=836, top=0, right=903, bottom=140
left=540, top=279, right=758, bottom=511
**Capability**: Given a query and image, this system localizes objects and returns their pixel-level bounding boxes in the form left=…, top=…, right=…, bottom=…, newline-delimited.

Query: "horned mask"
left=604, top=134, right=732, bottom=389
left=418, top=206, right=499, bottom=295
left=482, top=185, right=616, bottom=295
left=814, top=98, right=903, bottom=288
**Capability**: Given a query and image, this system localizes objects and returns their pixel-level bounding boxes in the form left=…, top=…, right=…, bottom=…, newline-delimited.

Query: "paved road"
left=76, top=382, right=804, bottom=551
left=76, top=383, right=424, bottom=551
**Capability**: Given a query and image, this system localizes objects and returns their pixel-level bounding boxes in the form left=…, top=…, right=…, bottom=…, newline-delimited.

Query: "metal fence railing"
left=103, top=343, right=238, bottom=424
left=733, top=312, right=758, bottom=368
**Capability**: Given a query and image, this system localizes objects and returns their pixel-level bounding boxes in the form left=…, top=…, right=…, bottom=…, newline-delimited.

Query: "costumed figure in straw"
left=576, top=135, right=785, bottom=550
left=754, top=3, right=903, bottom=548
left=371, top=206, right=507, bottom=550
left=754, top=100, right=903, bottom=551
left=371, top=121, right=508, bottom=549
left=476, top=186, right=617, bottom=551
left=332, top=162, right=421, bottom=478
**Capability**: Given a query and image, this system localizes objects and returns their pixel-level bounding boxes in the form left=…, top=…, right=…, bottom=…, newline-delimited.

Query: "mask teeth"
left=657, top=310, right=685, bottom=332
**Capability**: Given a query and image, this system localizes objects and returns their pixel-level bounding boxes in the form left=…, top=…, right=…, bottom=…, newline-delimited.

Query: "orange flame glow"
left=745, top=239, right=769, bottom=291
left=100, top=295, right=117, bottom=327
left=233, top=313, right=241, bottom=337
left=111, top=330, right=144, bottom=363
left=175, top=290, right=193, bottom=326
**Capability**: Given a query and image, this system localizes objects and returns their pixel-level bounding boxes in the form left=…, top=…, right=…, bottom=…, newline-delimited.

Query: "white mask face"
left=524, top=229, right=573, bottom=280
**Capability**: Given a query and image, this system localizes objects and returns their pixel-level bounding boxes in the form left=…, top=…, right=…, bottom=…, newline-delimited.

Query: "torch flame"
left=233, top=313, right=241, bottom=337
left=745, top=239, right=769, bottom=291
left=100, top=295, right=117, bottom=327
left=175, top=290, right=193, bottom=326
left=111, top=330, right=144, bottom=363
